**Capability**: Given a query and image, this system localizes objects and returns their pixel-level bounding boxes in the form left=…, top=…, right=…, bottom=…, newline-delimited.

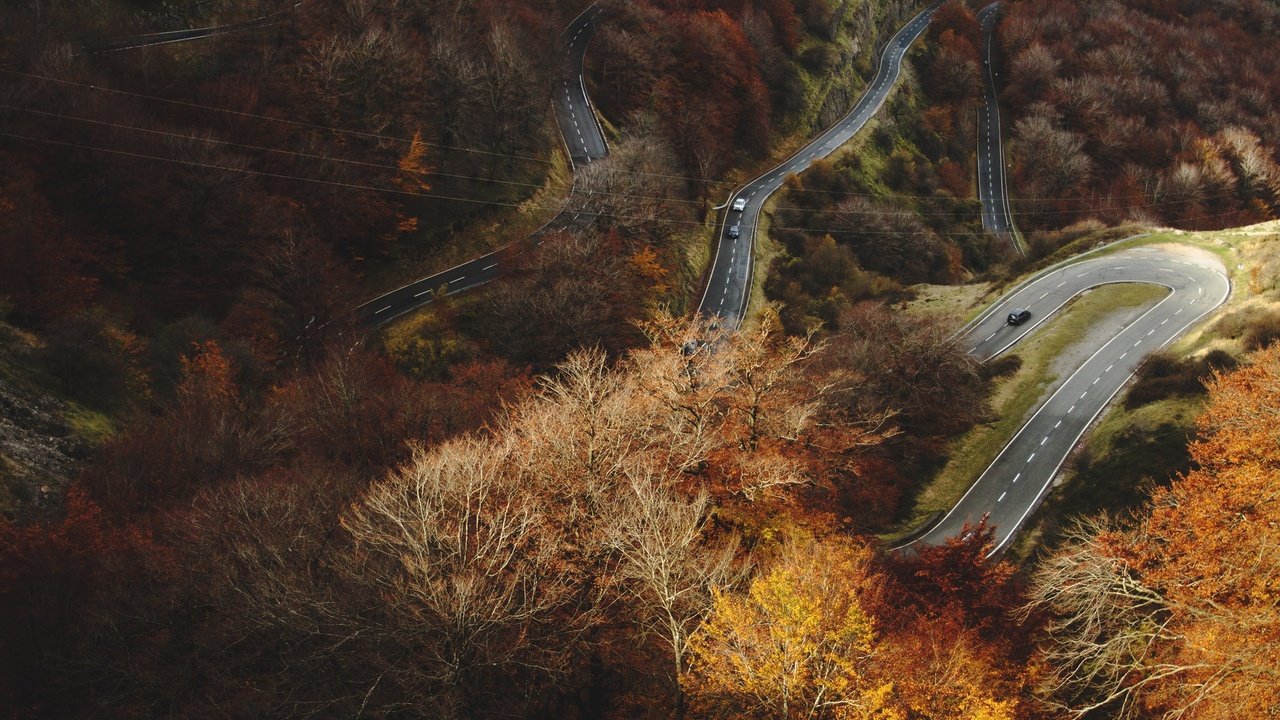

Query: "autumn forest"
left=1, top=0, right=1278, bottom=718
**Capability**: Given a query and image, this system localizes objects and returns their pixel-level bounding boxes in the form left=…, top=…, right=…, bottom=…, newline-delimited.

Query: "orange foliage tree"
left=1030, top=344, right=1280, bottom=719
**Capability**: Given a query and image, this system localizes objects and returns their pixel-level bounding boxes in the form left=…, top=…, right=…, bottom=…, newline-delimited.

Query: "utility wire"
left=1, top=130, right=1261, bottom=238
left=0, top=102, right=1250, bottom=221
left=1, top=67, right=1220, bottom=206
left=0, top=102, right=1253, bottom=224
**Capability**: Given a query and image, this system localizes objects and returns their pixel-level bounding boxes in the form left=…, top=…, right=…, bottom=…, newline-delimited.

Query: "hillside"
left=999, top=0, right=1280, bottom=235
left=1, top=0, right=1279, bottom=718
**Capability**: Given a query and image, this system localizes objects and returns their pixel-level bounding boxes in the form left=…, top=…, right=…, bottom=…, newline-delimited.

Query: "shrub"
left=980, top=353, right=1023, bottom=379
left=1124, top=350, right=1237, bottom=409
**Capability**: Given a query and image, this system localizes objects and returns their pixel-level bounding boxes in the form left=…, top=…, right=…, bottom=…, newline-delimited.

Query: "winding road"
left=905, top=245, right=1230, bottom=554
left=554, top=4, right=610, bottom=169
left=353, top=3, right=608, bottom=328
left=699, top=1, right=946, bottom=328
left=346, top=1, right=1231, bottom=554
left=975, top=1, right=1020, bottom=252
left=92, top=2, right=1237, bottom=554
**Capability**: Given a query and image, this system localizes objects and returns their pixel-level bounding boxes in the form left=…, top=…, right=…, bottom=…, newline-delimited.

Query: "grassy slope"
left=1004, top=221, right=1280, bottom=560
left=890, top=282, right=1169, bottom=536
left=708, top=0, right=928, bottom=320
left=0, top=321, right=112, bottom=517
left=894, top=220, right=1280, bottom=558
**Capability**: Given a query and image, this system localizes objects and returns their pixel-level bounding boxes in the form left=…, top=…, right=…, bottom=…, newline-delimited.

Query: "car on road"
left=728, top=224, right=741, bottom=239
left=731, top=197, right=747, bottom=212
left=1007, top=308, right=1031, bottom=326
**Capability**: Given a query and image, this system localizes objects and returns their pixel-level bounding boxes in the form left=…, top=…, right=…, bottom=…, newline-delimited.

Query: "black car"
left=1007, top=308, right=1031, bottom=325
left=728, top=224, right=741, bottom=239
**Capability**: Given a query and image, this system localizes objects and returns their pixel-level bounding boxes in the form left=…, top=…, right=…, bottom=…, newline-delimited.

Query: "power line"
left=1, top=102, right=1250, bottom=223
left=0, top=130, right=542, bottom=211
left=1, top=130, right=1261, bottom=238
left=0, top=102, right=565, bottom=192
left=0, top=102, right=719, bottom=208
left=0, top=66, right=733, bottom=188
left=0, top=67, right=554, bottom=165
left=2, top=67, right=1232, bottom=208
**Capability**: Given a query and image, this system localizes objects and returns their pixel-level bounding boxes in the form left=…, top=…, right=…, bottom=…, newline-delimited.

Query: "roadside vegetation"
left=998, top=0, right=1280, bottom=233
left=1, top=0, right=1279, bottom=716
left=893, top=281, right=1168, bottom=536
left=1009, top=222, right=1280, bottom=560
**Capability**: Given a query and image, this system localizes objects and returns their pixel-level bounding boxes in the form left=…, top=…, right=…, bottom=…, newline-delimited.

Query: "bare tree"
left=342, top=436, right=591, bottom=719
left=1024, top=516, right=1187, bottom=720
left=605, top=469, right=745, bottom=719
left=568, top=132, right=686, bottom=245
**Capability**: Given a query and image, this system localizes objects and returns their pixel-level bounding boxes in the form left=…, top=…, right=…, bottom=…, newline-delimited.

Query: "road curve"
left=555, top=4, right=610, bottom=168
left=905, top=245, right=1230, bottom=554
left=354, top=3, right=608, bottom=328
left=698, top=1, right=946, bottom=329
left=975, top=1, right=1020, bottom=251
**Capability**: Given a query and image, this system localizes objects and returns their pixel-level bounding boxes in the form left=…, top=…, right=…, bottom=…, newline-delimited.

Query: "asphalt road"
left=354, top=3, right=608, bottom=328
left=698, top=1, right=946, bottom=329
left=904, top=245, right=1230, bottom=554
left=90, top=2, right=302, bottom=52
left=554, top=4, right=609, bottom=168
left=975, top=1, right=1020, bottom=251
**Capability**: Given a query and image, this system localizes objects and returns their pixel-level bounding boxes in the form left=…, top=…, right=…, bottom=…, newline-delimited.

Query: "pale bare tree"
left=1011, top=112, right=1094, bottom=195
left=568, top=132, right=687, bottom=244
left=342, top=436, right=590, bottom=718
left=1025, top=516, right=1192, bottom=720
left=505, top=347, right=652, bottom=534
left=605, top=468, right=746, bottom=719
left=722, top=314, right=826, bottom=453
left=630, top=313, right=738, bottom=472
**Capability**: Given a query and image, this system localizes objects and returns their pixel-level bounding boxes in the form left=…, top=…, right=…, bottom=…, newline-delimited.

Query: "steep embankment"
left=0, top=321, right=104, bottom=517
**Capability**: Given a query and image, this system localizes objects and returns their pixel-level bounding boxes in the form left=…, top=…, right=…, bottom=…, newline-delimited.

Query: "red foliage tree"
left=0, top=487, right=173, bottom=714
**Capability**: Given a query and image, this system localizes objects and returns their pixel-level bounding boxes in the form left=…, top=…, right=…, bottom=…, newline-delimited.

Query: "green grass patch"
left=62, top=402, right=115, bottom=447
left=887, top=282, right=1170, bottom=536
left=669, top=226, right=714, bottom=317
left=0, top=453, right=25, bottom=517
left=902, top=281, right=995, bottom=327
left=744, top=204, right=787, bottom=329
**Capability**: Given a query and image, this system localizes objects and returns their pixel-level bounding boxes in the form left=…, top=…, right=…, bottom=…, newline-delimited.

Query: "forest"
left=1, top=0, right=1279, bottom=717
left=999, top=0, right=1280, bottom=236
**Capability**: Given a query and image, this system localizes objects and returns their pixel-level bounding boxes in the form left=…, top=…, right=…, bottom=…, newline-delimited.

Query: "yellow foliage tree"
left=684, top=539, right=899, bottom=720
left=397, top=130, right=433, bottom=192
left=884, top=618, right=1019, bottom=720
left=630, top=244, right=671, bottom=294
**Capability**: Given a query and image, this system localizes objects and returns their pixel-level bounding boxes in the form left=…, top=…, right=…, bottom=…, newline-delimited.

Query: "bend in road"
left=904, top=245, right=1229, bottom=554
left=698, top=1, right=946, bottom=329
left=354, top=3, right=608, bottom=328
left=976, top=1, right=1021, bottom=253
left=555, top=3, right=609, bottom=169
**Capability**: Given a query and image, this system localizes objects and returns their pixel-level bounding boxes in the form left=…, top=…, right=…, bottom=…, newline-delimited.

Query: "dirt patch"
left=0, top=323, right=92, bottom=518
left=904, top=282, right=994, bottom=327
